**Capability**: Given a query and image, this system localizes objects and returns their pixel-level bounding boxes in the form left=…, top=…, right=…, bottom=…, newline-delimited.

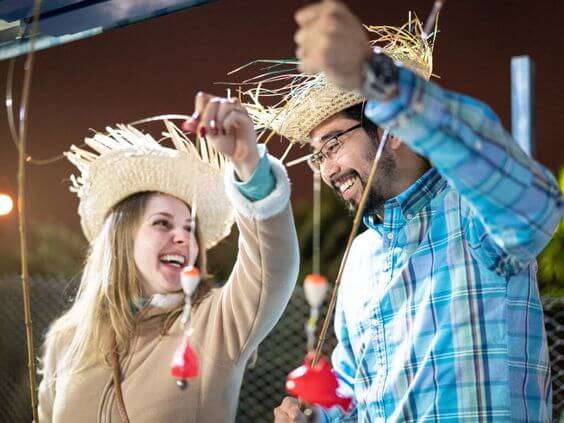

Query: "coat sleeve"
left=196, top=154, right=300, bottom=364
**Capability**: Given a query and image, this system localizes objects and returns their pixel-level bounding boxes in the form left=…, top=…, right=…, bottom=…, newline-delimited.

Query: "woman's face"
left=133, top=193, right=199, bottom=296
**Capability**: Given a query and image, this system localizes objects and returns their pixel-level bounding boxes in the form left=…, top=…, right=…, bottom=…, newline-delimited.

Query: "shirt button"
left=413, top=101, right=424, bottom=113
left=387, top=233, right=394, bottom=240
left=474, top=140, right=482, bottom=150
left=406, top=213, right=413, bottom=220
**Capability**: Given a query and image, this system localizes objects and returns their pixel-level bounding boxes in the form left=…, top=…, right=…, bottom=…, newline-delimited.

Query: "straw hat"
left=65, top=120, right=235, bottom=250
left=240, top=14, right=437, bottom=145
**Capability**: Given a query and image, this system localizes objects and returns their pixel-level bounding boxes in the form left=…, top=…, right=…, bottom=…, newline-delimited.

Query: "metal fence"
left=1, top=274, right=563, bottom=422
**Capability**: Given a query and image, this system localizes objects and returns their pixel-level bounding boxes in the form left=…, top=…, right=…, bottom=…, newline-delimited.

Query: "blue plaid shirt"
left=321, top=67, right=563, bottom=422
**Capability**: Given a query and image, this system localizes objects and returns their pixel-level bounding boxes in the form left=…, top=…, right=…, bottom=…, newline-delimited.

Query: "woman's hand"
left=183, top=92, right=260, bottom=181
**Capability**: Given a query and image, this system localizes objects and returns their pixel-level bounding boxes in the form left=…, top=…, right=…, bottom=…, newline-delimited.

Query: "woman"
left=37, top=93, right=299, bottom=422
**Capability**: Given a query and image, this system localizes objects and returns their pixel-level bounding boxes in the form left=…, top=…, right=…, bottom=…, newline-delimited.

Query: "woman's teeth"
left=160, top=254, right=185, bottom=268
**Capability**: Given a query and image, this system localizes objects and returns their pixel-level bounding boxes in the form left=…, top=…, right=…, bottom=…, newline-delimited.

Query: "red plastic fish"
left=170, top=336, right=199, bottom=389
left=286, top=353, right=352, bottom=411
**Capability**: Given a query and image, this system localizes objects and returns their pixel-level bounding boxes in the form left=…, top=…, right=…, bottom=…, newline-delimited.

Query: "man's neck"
left=370, top=163, right=432, bottom=222
left=393, top=163, right=431, bottom=198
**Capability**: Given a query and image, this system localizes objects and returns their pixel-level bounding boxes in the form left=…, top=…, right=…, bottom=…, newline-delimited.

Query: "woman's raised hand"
left=183, top=92, right=260, bottom=181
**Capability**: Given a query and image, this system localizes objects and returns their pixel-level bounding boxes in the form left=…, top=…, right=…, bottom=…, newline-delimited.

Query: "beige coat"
left=38, top=157, right=299, bottom=422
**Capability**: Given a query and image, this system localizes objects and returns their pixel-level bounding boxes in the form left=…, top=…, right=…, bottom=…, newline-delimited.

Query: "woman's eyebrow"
left=148, top=212, right=194, bottom=223
left=149, top=212, right=173, bottom=219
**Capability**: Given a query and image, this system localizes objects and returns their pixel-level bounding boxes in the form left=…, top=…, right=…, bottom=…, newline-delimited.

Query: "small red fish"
left=286, top=353, right=352, bottom=412
left=171, top=336, right=199, bottom=389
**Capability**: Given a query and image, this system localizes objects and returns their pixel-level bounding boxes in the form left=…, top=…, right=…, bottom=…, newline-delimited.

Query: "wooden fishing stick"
left=299, top=130, right=389, bottom=418
left=310, top=129, right=389, bottom=365
left=299, top=2, right=446, bottom=417
left=310, top=0, right=447, bottom=373
left=423, top=0, right=445, bottom=38
left=16, top=1, right=44, bottom=421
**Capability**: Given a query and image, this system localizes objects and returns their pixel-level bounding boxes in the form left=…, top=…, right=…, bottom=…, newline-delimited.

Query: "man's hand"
left=183, top=92, right=259, bottom=181
left=273, top=397, right=308, bottom=422
left=294, top=0, right=371, bottom=91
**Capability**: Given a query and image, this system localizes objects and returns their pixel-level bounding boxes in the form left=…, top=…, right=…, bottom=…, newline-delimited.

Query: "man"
left=266, top=1, right=563, bottom=422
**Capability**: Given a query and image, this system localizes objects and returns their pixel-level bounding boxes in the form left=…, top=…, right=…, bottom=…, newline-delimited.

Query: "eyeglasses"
left=306, top=123, right=362, bottom=171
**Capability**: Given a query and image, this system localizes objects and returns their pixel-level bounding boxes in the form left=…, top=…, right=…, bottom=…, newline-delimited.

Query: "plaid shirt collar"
left=364, top=167, right=446, bottom=231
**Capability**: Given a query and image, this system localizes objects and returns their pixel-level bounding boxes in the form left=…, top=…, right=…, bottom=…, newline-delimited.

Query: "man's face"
left=309, top=113, right=396, bottom=215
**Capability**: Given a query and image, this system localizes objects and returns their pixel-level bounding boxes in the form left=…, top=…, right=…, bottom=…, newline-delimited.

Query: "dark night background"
left=0, top=2, right=563, bottom=421
left=0, top=0, right=563, bottom=245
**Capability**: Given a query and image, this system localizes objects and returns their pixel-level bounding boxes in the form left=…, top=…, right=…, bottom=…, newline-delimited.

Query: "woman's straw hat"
left=65, top=120, right=235, bottom=250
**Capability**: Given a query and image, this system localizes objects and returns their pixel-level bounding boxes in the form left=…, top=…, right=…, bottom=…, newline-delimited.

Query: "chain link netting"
left=0, top=275, right=562, bottom=422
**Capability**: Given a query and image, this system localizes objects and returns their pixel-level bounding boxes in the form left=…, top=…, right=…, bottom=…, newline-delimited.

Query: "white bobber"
left=181, top=266, right=201, bottom=297
left=304, top=273, right=329, bottom=309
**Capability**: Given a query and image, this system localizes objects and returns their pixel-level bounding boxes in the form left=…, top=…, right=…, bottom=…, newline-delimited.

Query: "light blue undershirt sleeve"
left=234, top=144, right=276, bottom=202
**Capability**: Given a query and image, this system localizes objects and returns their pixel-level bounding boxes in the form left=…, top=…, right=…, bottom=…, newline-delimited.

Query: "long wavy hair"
left=42, top=191, right=210, bottom=379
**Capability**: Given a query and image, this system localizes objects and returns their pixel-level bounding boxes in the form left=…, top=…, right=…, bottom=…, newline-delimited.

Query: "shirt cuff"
left=234, top=144, right=276, bottom=202
left=224, top=153, right=291, bottom=221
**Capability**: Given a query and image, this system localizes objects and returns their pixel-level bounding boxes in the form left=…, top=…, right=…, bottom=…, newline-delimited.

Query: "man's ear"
left=387, top=133, right=403, bottom=150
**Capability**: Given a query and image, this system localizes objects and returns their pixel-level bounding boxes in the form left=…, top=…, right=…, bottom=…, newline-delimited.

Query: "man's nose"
left=321, top=157, right=340, bottom=185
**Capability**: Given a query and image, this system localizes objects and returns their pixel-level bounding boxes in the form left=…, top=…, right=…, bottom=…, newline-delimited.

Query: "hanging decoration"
left=303, top=170, right=329, bottom=353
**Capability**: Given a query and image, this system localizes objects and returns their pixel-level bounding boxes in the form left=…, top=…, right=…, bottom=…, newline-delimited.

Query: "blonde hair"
left=42, top=191, right=210, bottom=379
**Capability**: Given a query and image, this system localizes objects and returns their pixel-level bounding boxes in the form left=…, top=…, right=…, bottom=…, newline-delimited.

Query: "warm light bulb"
left=0, top=194, right=14, bottom=216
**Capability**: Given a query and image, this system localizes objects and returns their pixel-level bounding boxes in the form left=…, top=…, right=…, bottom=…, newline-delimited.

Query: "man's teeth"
left=160, top=254, right=185, bottom=268
left=338, top=177, right=355, bottom=193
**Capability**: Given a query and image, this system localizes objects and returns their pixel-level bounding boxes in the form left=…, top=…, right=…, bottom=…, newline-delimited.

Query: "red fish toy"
left=170, top=336, right=199, bottom=390
left=286, top=353, right=352, bottom=412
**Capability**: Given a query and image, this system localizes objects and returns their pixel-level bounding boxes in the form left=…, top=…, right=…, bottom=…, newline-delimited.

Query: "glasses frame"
left=306, top=123, right=363, bottom=171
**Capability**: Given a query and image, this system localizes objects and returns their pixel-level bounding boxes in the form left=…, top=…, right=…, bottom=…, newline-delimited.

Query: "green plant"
left=538, top=168, right=564, bottom=297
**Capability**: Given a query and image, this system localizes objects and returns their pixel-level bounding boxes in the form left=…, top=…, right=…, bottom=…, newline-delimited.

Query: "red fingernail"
left=199, top=126, right=206, bottom=137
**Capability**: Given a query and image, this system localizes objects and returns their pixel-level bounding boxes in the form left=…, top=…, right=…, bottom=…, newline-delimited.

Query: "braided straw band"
left=65, top=121, right=235, bottom=250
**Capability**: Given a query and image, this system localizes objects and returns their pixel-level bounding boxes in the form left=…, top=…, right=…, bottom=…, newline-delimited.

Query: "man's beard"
left=339, top=150, right=396, bottom=217
left=343, top=185, right=386, bottom=216
left=341, top=178, right=386, bottom=217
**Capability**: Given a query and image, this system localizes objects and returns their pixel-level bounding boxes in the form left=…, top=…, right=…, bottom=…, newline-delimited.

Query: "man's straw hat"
left=239, top=14, right=437, bottom=145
